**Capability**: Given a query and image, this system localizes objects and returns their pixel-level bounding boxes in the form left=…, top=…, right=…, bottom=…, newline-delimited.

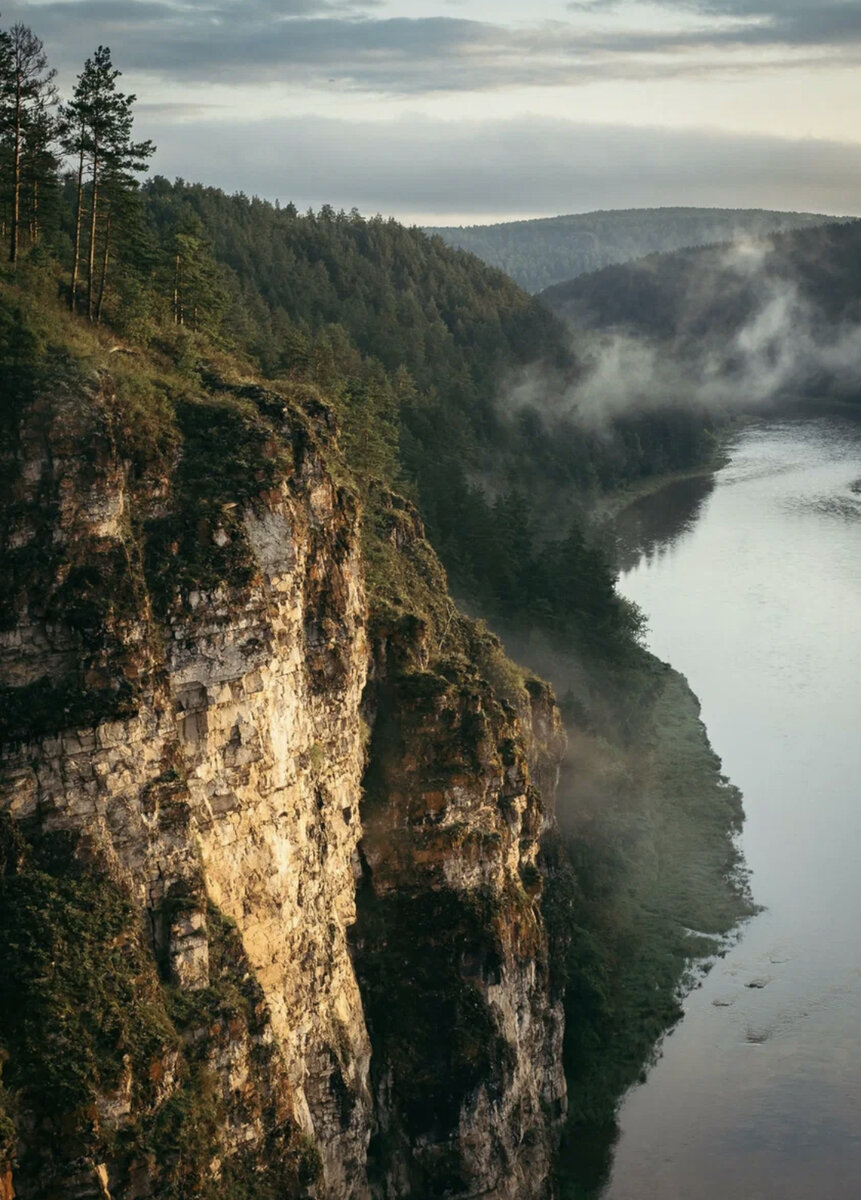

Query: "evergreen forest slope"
left=425, top=207, right=847, bottom=293
left=113, top=179, right=723, bottom=648
left=540, top=219, right=861, bottom=410
left=0, top=27, right=753, bottom=1190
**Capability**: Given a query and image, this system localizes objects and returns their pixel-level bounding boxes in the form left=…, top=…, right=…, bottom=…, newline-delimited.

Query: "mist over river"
left=602, top=417, right=861, bottom=1199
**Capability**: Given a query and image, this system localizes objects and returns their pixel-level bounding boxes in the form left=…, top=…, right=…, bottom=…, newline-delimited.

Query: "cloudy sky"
left=10, top=0, right=861, bottom=222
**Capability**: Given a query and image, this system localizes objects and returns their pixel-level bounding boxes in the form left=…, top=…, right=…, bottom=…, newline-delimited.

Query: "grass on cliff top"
left=360, top=479, right=549, bottom=720
left=1, top=267, right=546, bottom=757
left=0, top=272, right=339, bottom=615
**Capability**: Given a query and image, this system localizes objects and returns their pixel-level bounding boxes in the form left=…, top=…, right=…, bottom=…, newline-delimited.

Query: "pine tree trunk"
left=86, top=146, right=100, bottom=322
left=174, top=252, right=181, bottom=325
left=31, top=179, right=39, bottom=243
left=70, top=145, right=85, bottom=313
left=96, top=207, right=111, bottom=325
left=9, top=77, right=22, bottom=264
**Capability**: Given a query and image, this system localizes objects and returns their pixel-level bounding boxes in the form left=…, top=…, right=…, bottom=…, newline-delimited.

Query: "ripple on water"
left=782, top=493, right=861, bottom=520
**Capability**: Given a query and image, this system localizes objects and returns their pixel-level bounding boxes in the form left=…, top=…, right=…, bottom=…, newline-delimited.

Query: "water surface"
left=607, top=417, right=861, bottom=1200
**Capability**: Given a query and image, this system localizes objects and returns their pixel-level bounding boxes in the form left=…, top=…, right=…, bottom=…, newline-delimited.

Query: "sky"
left=10, top=0, right=861, bottom=223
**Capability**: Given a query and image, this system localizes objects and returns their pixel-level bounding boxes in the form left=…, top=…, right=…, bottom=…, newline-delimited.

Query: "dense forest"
left=426, top=207, right=846, bottom=293
left=541, top=219, right=861, bottom=337
left=0, top=23, right=721, bottom=657
left=540, top=219, right=861, bottom=409
left=129, top=180, right=729, bottom=652
left=0, top=24, right=752, bottom=1194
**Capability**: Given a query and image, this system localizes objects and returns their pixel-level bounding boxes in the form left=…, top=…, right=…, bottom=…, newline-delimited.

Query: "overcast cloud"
left=6, top=0, right=861, bottom=220
left=144, top=114, right=861, bottom=223
left=8, top=0, right=861, bottom=88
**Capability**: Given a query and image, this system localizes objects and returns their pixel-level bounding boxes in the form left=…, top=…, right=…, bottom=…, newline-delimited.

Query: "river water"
left=605, top=417, right=861, bottom=1200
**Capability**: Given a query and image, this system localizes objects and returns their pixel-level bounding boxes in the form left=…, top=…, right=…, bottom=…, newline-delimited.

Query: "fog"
left=513, top=236, right=861, bottom=425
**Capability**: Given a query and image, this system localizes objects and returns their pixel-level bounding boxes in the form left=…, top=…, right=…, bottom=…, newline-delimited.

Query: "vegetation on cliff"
left=0, top=279, right=569, bottom=1196
left=0, top=14, right=722, bottom=657
left=0, top=24, right=756, bottom=1196
left=0, top=817, right=321, bottom=1198
left=0, top=246, right=748, bottom=1200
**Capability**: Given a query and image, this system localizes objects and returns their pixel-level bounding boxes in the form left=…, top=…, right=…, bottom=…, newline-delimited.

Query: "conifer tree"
left=3, top=24, right=57, bottom=264
left=94, top=122, right=154, bottom=323
left=60, top=47, right=154, bottom=318
left=22, top=95, right=58, bottom=244
left=168, top=220, right=228, bottom=334
left=0, top=29, right=12, bottom=241
left=59, top=78, right=88, bottom=310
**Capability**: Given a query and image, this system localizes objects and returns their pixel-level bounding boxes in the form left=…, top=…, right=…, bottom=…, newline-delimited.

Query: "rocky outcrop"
left=0, top=364, right=566, bottom=1198
left=353, top=634, right=567, bottom=1198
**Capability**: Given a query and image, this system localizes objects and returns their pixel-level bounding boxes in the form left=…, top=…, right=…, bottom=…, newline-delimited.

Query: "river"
left=604, top=417, right=861, bottom=1199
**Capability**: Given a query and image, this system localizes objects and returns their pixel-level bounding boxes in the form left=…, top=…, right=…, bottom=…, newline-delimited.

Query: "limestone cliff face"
left=354, top=629, right=567, bottom=1198
left=0, top=366, right=566, bottom=1199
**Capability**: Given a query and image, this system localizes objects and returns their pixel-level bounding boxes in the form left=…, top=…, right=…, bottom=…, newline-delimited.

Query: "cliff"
left=0, top=325, right=567, bottom=1199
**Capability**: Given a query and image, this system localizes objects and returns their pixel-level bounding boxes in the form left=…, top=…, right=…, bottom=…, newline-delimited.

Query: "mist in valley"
left=525, top=230, right=861, bottom=429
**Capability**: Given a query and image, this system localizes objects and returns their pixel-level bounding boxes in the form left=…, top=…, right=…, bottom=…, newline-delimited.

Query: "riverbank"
left=594, top=416, right=861, bottom=1200
left=482, top=443, right=756, bottom=1196
left=522, top=445, right=756, bottom=1190
left=551, top=649, right=755, bottom=1198
left=593, top=423, right=742, bottom=523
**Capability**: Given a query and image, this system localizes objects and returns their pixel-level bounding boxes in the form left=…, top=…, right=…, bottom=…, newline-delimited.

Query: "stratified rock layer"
left=0, top=367, right=565, bottom=1199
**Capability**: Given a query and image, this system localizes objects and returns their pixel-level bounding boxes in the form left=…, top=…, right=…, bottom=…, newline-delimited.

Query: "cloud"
left=4, top=5, right=515, bottom=89
left=569, top=0, right=861, bottom=51
left=141, top=113, right=861, bottom=220
left=137, top=101, right=223, bottom=119
left=8, top=0, right=861, bottom=93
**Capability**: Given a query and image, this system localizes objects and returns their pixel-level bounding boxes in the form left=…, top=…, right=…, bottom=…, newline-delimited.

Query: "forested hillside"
left=540, top=219, right=861, bottom=408
left=542, top=219, right=861, bottom=337
left=0, top=18, right=717, bottom=650
left=130, top=181, right=723, bottom=649
left=23, top=136, right=719, bottom=653
left=0, top=22, right=712, bottom=655
left=0, top=24, right=752, bottom=1195
left=426, top=207, right=846, bottom=293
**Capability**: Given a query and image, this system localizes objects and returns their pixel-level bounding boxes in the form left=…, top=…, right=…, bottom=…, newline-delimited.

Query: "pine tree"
left=0, top=30, right=12, bottom=242
left=60, top=47, right=154, bottom=318
left=94, top=125, right=154, bottom=323
left=168, top=221, right=228, bottom=335
left=60, top=52, right=108, bottom=313
left=2, top=24, right=57, bottom=264
left=22, top=95, right=58, bottom=245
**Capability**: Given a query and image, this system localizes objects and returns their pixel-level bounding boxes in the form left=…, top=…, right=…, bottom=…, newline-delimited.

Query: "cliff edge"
left=0, top=312, right=566, bottom=1200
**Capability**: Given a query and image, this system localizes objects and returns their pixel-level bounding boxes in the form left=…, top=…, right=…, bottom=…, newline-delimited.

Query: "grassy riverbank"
left=499, top=586, right=754, bottom=1196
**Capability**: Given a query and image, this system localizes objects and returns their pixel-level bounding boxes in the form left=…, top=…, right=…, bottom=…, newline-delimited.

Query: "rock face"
left=0, top=367, right=566, bottom=1198
left=354, top=642, right=567, bottom=1198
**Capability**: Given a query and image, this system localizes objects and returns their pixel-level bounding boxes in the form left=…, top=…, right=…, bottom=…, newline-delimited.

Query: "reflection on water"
left=613, top=473, right=715, bottom=572
left=601, top=416, right=861, bottom=1200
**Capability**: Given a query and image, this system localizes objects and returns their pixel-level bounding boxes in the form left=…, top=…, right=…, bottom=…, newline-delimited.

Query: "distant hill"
left=540, top=219, right=861, bottom=338
left=540, top=219, right=861, bottom=408
left=426, top=208, right=851, bottom=293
